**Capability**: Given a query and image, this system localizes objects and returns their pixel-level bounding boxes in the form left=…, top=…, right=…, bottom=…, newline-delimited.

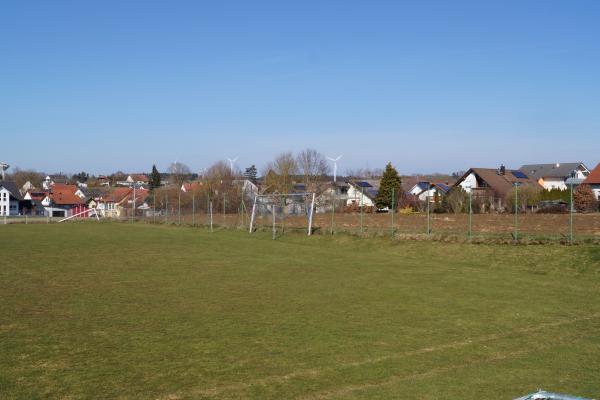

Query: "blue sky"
left=2, top=1, right=599, bottom=175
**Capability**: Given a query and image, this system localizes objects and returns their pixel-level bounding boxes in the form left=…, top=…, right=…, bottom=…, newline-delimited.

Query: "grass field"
left=1, top=223, right=600, bottom=399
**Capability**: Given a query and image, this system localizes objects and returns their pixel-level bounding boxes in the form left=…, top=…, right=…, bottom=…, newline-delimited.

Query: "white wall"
left=346, top=186, right=375, bottom=207
left=459, top=173, right=477, bottom=192
left=541, top=179, right=567, bottom=191
left=591, top=185, right=600, bottom=200
left=0, top=188, right=19, bottom=216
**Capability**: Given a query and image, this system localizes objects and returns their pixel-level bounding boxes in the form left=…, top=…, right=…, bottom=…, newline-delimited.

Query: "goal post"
left=249, top=192, right=316, bottom=237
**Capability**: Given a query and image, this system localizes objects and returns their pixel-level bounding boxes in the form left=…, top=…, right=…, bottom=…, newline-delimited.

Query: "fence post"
left=569, top=182, right=574, bottom=244
left=153, top=192, right=156, bottom=224
left=210, top=201, right=213, bottom=232
left=468, top=190, right=472, bottom=240
left=331, top=192, right=335, bottom=235
left=164, top=191, right=168, bottom=224
left=223, top=193, right=226, bottom=228
left=514, top=183, right=519, bottom=241
left=192, top=192, right=196, bottom=227
left=426, top=194, right=431, bottom=234
left=391, top=187, right=395, bottom=237
left=360, top=187, right=364, bottom=235
left=178, top=190, right=181, bottom=225
left=272, top=202, right=276, bottom=240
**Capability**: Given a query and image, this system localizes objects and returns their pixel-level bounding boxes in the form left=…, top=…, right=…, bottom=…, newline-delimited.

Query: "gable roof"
left=456, top=168, right=540, bottom=198
left=431, top=182, right=450, bottom=193
left=519, top=163, right=588, bottom=180
left=583, top=163, right=600, bottom=185
left=414, top=181, right=430, bottom=191
left=128, top=174, right=149, bottom=182
left=102, top=187, right=149, bottom=206
left=103, top=187, right=133, bottom=203
left=0, top=181, right=23, bottom=200
left=49, top=184, right=84, bottom=205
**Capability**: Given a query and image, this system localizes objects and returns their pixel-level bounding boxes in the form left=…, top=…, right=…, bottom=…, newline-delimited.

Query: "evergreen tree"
left=150, top=164, right=161, bottom=190
left=243, top=165, right=258, bottom=184
left=375, top=162, right=402, bottom=209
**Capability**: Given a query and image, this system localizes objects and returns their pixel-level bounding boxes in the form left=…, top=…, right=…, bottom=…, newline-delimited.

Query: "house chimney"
left=499, top=164, right=506, bottom=175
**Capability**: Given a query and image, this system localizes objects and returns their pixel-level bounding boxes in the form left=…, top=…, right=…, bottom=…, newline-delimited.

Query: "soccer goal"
left=249, top=192, right=316, bottom=238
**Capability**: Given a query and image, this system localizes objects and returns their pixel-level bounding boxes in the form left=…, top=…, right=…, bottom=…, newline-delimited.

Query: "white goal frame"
left=249, top=193, right=316, bottom=237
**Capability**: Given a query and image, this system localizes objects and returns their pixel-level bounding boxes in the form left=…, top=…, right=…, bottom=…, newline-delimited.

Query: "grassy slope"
left=0, top=223, right=599, bottom=399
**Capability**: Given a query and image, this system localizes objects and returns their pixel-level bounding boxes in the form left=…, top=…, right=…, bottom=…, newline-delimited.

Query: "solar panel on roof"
left=356, top=181, right=372, bottom=187
left=511, top=171, right=528, bottom=179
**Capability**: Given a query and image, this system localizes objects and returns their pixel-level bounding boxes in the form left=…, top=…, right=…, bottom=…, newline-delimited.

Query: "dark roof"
left=365, top=188, right=379, bottom=199
left=0, top=181, right=23, bottom=200
left=355, top=181, right=372, bottom=188
left=519, top=163, right=588, bottom=180
left=431, top=183, right=450, bottom=193
left=415, top=181, right=430, bottom=191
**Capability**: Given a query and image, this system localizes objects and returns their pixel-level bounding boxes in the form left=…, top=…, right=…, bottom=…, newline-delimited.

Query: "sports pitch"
left=1, top=223, right=599, bottom=399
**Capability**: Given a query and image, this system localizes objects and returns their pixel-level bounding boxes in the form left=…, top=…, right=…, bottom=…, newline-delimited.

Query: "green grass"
left=1, top=222, right=599, bottom=399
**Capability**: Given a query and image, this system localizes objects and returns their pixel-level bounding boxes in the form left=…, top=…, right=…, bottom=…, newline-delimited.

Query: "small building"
left=22, top=191, right=47, bottom=216
left=346, top=180, right=379, bottom=208
left=41, top=184, right=87, bottom=217
left=118, top=174, right=149, bottom=187
left=519, top=162, right=590, bottom=190
left=97, top=187, right=149, bottom=218
left=42, top=174, right=68, bottom=190
left=181, top=181, right=204, bottom=193
left=0, top=181, right=22, bottom=216
left=21, top=180, right=36, bottom=193
left=582, top=162, right=600, bottom=200
left=409, top=181, right=451, bottom=202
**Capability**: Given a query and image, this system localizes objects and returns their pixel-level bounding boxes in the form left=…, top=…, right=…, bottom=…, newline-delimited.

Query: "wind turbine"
left=327, top=155, right=343, bottom=183
left=227, top=156, right=238, bottom=174
left=0, top=162, right=9, bottom=180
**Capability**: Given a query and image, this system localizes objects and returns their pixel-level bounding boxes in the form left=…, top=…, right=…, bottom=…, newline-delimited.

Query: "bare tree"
left=168, top=162, right=192, bottom=186
left=296, top=148, right=330, bottom=186
left=5, top=167, right=45, bottom=190
left=263, top=152, right=298, bottom=193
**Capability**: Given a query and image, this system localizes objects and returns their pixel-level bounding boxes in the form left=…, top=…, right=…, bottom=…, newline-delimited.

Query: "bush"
left=574, top=184, right=598, bottom=213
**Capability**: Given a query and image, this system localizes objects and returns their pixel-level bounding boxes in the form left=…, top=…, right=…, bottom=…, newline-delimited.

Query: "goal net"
left=249, top=193, right=316, bottom=237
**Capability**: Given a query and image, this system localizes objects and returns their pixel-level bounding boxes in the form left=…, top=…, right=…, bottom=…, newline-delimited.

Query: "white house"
left=346, top=180, right=379, bottom=208
left=21, top=180, right=36, bottom=193
left=0, top=181, right=22, bottom=216
left=408, top=182, right=430, bottom=197
left=117, top=174, right=149, bottom=187
left=519, top=163, right=590, bottom=191
left=42, top=174, right=68, bottom=190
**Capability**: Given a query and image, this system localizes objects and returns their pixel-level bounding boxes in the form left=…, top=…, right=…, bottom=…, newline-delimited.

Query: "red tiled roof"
left=49, top=184, right=84, bottom=205
left=583, top=163, right=600, bottom=184
left=103, top=188, right=133, bottom=203
left=103, top=187, right=149, bottom=206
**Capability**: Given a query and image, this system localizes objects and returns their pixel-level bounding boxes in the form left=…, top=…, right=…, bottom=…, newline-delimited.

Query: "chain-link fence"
left=3, top=188, right=600, bottom=244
